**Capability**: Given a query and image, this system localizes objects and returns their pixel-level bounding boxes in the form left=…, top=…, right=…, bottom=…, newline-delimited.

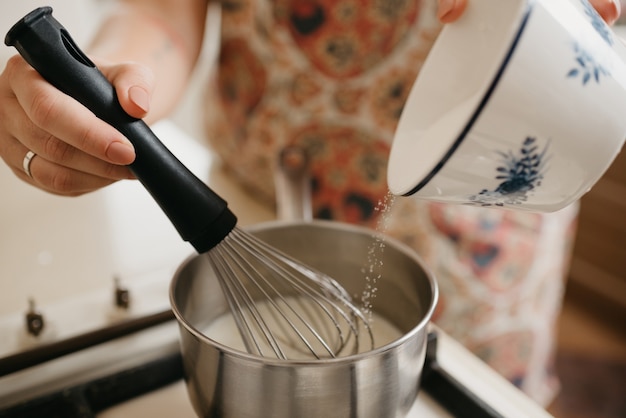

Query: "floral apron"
left=204, top=0, right=579, bottom=405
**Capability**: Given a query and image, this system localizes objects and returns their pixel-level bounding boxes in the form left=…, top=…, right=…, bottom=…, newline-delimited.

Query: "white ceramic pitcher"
left=388, top=0, right=626, bottom=212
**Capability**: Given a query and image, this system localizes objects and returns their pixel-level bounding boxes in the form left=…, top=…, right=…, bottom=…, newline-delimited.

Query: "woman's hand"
left=0, top=55, right=155, bottom=195
left=437, top=0, right=621, bottom=24
left=0, top=0, right=205, bottom=196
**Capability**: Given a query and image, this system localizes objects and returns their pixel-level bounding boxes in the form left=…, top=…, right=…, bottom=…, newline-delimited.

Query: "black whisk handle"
left=5, top=7, right=236, bottom=253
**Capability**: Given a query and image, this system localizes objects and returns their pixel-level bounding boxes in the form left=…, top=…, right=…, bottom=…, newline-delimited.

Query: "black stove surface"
left=0, top=332, right=502, bottom=418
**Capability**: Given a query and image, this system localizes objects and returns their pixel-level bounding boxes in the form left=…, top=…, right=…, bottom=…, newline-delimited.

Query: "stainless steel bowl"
left=170, top=220, right=437, bottom=418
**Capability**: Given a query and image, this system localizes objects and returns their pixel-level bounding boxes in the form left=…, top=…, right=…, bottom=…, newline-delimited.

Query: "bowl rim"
left=169, top=219, right=439, bottom=366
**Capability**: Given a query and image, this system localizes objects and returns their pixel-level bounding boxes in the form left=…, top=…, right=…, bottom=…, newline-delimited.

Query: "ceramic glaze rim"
left=387, top=0, right=532, bottom=196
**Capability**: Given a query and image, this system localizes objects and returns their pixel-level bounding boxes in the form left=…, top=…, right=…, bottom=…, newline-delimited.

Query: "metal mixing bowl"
left=170, top=220, right=437, bottom=418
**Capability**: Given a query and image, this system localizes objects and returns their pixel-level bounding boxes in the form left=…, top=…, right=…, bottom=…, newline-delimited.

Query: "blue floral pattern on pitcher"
left=568, top=42, right=610, bottom=84
left=567, top=0, right=614, bottom=85
left=580, top=0, right=614, bottom=46
left=469, top=137, right=550, bottom=207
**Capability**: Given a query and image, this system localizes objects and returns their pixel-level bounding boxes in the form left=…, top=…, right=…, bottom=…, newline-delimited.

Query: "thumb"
left=100, top=61, right=155, bottom=119
left=589, top=0, right=621, bottom=25
left=437, top=0, right=468, bottom=23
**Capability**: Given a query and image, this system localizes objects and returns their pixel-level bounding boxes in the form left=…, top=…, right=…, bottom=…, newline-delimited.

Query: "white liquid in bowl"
left=201, top=297, right=403, bottom=359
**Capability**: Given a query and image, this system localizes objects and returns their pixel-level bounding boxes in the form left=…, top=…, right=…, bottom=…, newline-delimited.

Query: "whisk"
left=6, top=7, right=373, bottom=359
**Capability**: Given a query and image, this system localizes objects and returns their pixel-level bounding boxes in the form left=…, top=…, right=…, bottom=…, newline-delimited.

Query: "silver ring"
left=23, top=150, right=36, bottom=178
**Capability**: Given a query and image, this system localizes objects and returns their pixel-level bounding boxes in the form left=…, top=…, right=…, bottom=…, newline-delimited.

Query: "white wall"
left=0, top=1, right=107, bottom=66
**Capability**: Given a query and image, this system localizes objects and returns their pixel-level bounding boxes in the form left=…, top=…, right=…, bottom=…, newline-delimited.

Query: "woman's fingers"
left=590, top=0, right=621, bottom=24
left=6, top=56, right=136, bottom=165
left=437, top=0, right=468, bottom=23
left=0, top=127, right=133, bottom=196
left=0, top=54, right=136, bottom=195
left=16, top=155, right=124, bottom=197
left=98, top=59, right=155, bottom=119
left=0, top=136, right=126, bottom=196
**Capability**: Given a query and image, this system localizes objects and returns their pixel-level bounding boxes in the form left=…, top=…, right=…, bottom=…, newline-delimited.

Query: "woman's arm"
left=89, top=0, right=209, bottom=122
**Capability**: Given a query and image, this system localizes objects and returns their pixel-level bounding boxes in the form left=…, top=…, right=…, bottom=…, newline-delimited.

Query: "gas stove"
left=0, top=122, right=552, bottom=418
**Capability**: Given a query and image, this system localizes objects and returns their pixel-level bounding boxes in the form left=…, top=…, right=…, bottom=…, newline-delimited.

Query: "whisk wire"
left=234, top=229, right=375, bottom=349
left=207, top=246, right=287, bottom=358
left=218, top=229, right=340, bottom=358
left=206, top=227, right=374, bottom=359
left=231, top=229, right=359, bottom=346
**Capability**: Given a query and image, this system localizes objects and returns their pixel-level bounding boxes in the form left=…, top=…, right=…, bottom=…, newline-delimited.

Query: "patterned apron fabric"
left=203, top=0, right=579, bottom=405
